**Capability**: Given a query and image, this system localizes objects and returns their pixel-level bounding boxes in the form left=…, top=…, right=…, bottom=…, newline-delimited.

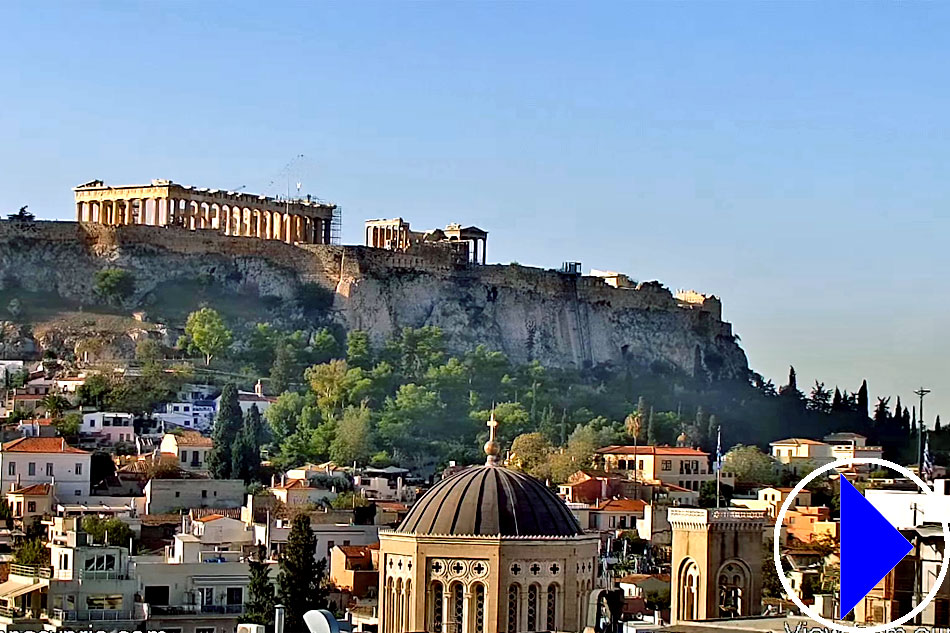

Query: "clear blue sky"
left=1, top=2, right=947, bottom=421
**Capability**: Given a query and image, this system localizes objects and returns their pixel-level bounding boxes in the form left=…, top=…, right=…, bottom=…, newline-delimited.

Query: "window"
left=175, top=491, right=180, bottom=498
left=430, top=581, right=444, bottom=632
left=196, top=628, right=215, bottom=633
left=202, top=490, right=208, bottom=498
left=89, top=419, right=96, bottom=427
left=546, top=584, right=558, bottom=630
left=143, top=586, right=169, bottom=607
left=327, top=540, right=335, bottom=556
left=662, top=460, right=672, bottom=471
left=527, top=584, right=539, bottom=631
left=75, top=463, right=82, bottom=476
left=7, top=462, right=14, bottom=476
left=638, top=459, right=644, bottom=471
left=474, top=583, right=485, bottom=633
left=198, top=587, right=213, bottom=606
left=28, top=462, right=35, bottom=476
left=27, top=501, right=36, bottom=513
left=226, top=588, right=243, bottom=605
left=74, top=490, right=81, bottom=496
left=103, top=418, right=111, bottom=426
left=507, top=584, right=520, bottom=633
left=46, top=463, right=53, bottom=476
left=181, top=450, right=188, bottom=463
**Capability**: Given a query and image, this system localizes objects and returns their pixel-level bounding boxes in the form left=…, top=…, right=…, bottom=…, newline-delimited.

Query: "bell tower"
left=668, top=508, right=766, bottom=624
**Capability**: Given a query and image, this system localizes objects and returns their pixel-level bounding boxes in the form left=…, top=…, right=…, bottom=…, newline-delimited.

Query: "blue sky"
left=1, top=2, right=947, bottom=420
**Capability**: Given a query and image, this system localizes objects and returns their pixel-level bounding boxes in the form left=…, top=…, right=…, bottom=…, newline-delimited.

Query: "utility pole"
left=914, top=387, right=931, bottom=470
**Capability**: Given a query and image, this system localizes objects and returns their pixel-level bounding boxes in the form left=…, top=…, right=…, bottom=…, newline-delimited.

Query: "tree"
left=245, top=545, right=275, bottom=628
left=779, top=366, right=802, bottom=401
left=270, top=344, right=297, bottom=394
left=82, top=516, right=134, bottom=547
left=77, top=373, right=111, bottom=408
left=94, top=268, right=136, bottom=303
left=54, top=413, right=81, bottom=440
left=40, top=394, right=70, bottom=418
left=90, top=451, right=117, bottom=488
left=510, top=432, right=552, bottom=479
left=723, top=444, right=777, bottom=484
left=346, top=330, right=373, bottom=370
left=135, top=338, right=163, bottom=363
left=329, top=405, right=374, bottom=466
left=182, top=307, right=232, bottom=365
left=331, top=491, right=370, bottom=510
left=807, top=381, right=832, bottom=413
left=644, top=589, right=671, bottom=612
left=278, top=514, right=328, bottom=631
left=233, top=406, right=263, bottom=484
left=207, top=384, right=243, bottom=478
left=857, top=380, right=870, bottom=418
left=14, top=538, right=48, bottom=566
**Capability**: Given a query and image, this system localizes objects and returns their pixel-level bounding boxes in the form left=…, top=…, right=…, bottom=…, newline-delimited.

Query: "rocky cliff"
left=0, top=221, right=748, bottom=379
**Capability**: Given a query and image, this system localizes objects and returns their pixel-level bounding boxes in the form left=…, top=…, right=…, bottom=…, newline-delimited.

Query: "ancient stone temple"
left=377, top=416, right=600, bottom=633
left=74, top=179, right=336, bottom=244
left=668, top=507, right=767, bottom=623
left=365, top=217, right=489, bottom=264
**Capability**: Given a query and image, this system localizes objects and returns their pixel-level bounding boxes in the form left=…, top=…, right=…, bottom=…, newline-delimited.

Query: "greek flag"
left=923, top=433, right=934, bottom=483
left=714, top=426, right=723, bottom=472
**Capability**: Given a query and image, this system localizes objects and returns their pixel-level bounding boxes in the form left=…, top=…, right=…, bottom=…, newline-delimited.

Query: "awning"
left=0, top=579, right=45, bottom=599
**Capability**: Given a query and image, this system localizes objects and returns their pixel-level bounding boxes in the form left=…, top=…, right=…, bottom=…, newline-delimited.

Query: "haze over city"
left=2, top=2, right=948, bottom=416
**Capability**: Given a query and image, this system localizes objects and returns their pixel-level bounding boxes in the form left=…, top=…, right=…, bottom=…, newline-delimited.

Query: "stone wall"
left=0, top=221, right=748, bottom=379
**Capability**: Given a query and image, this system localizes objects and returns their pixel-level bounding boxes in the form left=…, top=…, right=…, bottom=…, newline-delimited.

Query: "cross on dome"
left=484, top=409, right=501, bottom=465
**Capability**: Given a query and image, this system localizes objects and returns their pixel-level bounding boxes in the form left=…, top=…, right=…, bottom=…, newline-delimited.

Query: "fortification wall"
left=0, top=221, right=746, bottom=378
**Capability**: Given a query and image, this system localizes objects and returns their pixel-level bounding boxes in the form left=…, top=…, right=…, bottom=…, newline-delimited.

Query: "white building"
left=214, top=382, right=275, bottom=417
left=154, top=401, right=215, bottom=432
left=0, top=437, right=92, bottom=498
left=354, top=466, right=413, bottom=501
left=160, top=432, right=213, bottom=473
left=144, top=479, right=245, bottom=515
left=81, top=412, right=136, bottom=445
left=865, top=479, right=950, bottom=529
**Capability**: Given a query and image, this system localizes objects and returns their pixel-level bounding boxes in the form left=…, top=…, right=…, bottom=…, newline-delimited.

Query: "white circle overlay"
left=772, top=457, right=950, bottom=633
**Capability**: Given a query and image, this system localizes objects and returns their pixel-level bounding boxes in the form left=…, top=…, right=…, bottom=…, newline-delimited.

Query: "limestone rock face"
left=0, top=221, right=748, bottom=380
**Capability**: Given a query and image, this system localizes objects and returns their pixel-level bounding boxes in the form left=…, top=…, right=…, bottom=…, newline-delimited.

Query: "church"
left=377, top=416, right=602, bottom=633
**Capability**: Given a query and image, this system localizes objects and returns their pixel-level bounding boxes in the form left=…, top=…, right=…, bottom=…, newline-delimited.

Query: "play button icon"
left=773, top=457, right=950, bottom=632
left=839, top=476, right=913, bottom=617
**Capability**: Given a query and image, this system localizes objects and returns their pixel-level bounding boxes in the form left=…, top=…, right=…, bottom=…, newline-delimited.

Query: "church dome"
left=395, top=465, right=583, bottom=537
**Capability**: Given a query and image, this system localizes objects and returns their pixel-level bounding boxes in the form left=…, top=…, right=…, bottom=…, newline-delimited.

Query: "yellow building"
left=377, top=421, right=601, bottom=633
left=594, top=445, right=727, bottom=492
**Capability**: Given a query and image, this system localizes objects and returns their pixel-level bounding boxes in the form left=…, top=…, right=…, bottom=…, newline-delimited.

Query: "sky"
left=1, top=2, right=947, bottom=421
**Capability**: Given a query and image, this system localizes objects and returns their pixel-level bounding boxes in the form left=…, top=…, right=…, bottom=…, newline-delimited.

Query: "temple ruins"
left=364, top=217, right=488, bottom=264
left=74, top=179, right=337, bottom=244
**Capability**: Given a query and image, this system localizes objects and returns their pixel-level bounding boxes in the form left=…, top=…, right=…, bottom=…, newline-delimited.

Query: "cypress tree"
left=232, top=405, right=264, bottom=484
left=245, top=544, right=275, bottom=629
left=646, top=406, right=657, bottom=445
left=207, top=384, right=242, bottom=479
left=857, top=380, right=869, bottom=418
left=278, top=514, right=328, bottom=632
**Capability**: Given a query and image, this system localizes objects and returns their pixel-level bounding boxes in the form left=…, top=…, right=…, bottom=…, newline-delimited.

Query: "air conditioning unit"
left=237, top=624, right=265, bottom=633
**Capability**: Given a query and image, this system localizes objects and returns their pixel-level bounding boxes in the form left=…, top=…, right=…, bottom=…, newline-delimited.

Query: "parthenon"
left=74, top=179, right=336, bottom=244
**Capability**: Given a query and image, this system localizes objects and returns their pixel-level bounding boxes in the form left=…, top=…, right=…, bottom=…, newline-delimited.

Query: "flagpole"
left=716, top=425, right=722, bottom=509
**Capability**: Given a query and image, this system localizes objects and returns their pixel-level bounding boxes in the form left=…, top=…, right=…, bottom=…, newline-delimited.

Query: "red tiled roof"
left=1, top=437, right=87, bottom=454
left=595, top=445, right=709, bottom=457
left=594, top=498, right=647, bottom=512
left=171, top=432, right=213, bottom=447
left=618, top=573, right=671, bottom=584
left=271, top=478, right=329, bottom=491
left=195, top=514, right=225, bottom=523
left=337, top=544, right=378, bottom=558
left=19, top=418, right=54, bottom=426
left=375, top=501, right=408, bottom=512
left=9, top=483, right=52, bottom=496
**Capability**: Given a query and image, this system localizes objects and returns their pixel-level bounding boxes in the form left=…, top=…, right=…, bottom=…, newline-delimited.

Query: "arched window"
left=527, top=584, right=539, bottom=631
left=474, top=583, right=486, bottom=633
left=507, top=584, right=521, bottom=633
left=546, top=584, right=558, bottom=630
left=386, top=577, right=394, bottom=633
left=396, top=578, right=404, bottom=633
left=451, top=582, right=464, bottom=633
left=430, top=581, right=444, bottom=632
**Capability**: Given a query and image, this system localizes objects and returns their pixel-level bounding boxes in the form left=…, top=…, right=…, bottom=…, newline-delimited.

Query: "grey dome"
left=396, top=465, right=582, bottom=537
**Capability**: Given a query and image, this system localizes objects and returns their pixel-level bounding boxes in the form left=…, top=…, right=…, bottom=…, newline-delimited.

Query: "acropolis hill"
left=0, top=181, right=748, bottom=379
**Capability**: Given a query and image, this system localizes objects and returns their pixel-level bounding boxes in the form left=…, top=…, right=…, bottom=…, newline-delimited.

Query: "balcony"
left=0, top=605, right=24, bottom=619
left=9, top=564, right=52, bottom=579
left=149, top=604, right=245, bottom=616
left=77, top=569, right=130, bottom=580
left=50, top=608, right=140, bottom=622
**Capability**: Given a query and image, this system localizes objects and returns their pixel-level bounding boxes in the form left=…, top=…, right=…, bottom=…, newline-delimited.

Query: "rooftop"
left=769, top=438, right=827, bottom=446
left=594, top=445, right=710, bottom=457
left=594, top=498, right=647, bottom=513
left=9, top=483, right=52, bottom=496
left=1, top=437, right=87, bottom=454
left=169, top=431, right=213, bottom=447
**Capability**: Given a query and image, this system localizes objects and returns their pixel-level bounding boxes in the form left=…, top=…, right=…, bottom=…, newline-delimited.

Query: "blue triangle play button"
left=840, top=475, right=913, bottom=617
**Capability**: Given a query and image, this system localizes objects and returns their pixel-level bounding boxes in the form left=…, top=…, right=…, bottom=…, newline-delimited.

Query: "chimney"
left=271, top=474, right=276, bottom=487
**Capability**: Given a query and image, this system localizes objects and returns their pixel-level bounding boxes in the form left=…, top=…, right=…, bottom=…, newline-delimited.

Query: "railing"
left=0, top=605, right=24, bottom=619
left=51, top=608, right=138, bottom=622
left=78, top=570, right=130, bottom=580
left=9, top=564, right=52, bottom=579
left=149, top=605, right=245, bottom=616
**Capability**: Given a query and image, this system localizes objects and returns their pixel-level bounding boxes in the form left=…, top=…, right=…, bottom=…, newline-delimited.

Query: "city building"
left=594, top=445, right=734, bottom=492
left=5, top=483, right=54, bottom=528
left=354, top=466, right=413, bottom=502
left=0, top=437, right=91, bottom=498
left=81, top=412, right=135, bottom=446
left=330, top=544, right=379, bottom=597
left=144, top=478, right=244, bottom=514
left=160, top=432, right=213, bottom=473
left=153, top=401, right=215, bottom=432
left=268, top=477, right=337, bottom=507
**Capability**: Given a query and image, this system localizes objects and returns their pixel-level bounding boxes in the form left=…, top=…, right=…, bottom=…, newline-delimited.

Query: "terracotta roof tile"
left=9, top=483, right=51, bottom=496
left=594, top=498, right=647, bottom=512
left=171, top=432, right=213, bottom=447
left=1, top=437, right=87, bottom=454
left=594, top=445, right=709, bottom=457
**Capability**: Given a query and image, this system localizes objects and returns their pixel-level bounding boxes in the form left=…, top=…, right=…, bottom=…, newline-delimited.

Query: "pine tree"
left=245, top=545, right=275, bottom=629
left=857, top=380, right=869, bottom=418
left=831, top=388, right=843, bottom=412
left=207, top=384, right=243, bottom=479
left=936, top=416, right=942, bottom=433
left=278, top=514, right=328, bottom=632
left=270, top=344, right=296, bottom=394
